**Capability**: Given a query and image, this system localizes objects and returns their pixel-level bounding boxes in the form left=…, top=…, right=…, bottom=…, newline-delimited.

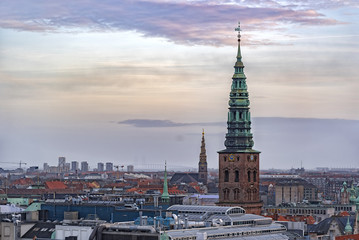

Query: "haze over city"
left=0, top=0, right=358, bottom=170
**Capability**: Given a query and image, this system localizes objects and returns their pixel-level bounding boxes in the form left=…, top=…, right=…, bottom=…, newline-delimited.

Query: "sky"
left=0, top=0, right=358, bottom=170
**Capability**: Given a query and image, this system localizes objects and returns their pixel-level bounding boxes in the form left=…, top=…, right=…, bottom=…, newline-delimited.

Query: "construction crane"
left=0, top=161, right=27, bottom=169
left=114, top=165, right=125, bottom=181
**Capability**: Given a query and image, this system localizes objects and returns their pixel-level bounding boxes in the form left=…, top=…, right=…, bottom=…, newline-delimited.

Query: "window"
left=247, top=170, right=251, bottom=182
left=234, top=188, right=240, bottom=200
left=253, top=171, right=257, bottom=182
left=224, top=170, right=229, bottom=182
left=235, top=170, right=239, bottom=182
left=4, top=227, right=10, bottom=237
left=224, top=189, right=230, bottom=200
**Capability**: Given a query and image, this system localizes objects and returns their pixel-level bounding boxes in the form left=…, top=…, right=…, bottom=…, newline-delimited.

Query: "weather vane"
left=235, top=21, right=241, bottom=40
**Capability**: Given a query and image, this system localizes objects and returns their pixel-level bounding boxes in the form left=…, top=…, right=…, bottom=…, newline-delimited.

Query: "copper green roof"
left=161, top=161, right=169, bottom=201
left=25, top=202, right=42, bottom=212
left=344, top=216, right=353, bottom=234
left=219, top=22, right=259, bottom=153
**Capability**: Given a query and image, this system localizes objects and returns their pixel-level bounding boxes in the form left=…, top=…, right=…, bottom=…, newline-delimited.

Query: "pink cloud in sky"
left=0, top=0, right=344, bottom=46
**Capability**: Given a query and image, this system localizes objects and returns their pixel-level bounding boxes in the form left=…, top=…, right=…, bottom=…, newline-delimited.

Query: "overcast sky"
left=0, top=0, right=358, bottom=170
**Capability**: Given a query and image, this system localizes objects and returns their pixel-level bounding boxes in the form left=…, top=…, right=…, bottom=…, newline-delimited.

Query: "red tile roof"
left=11, top=178, right=34, bottom=186
left=336, top=234, right=359, bottom=240
left=339, top=211, right=350, bottom=217
left=45, top=181, right=67, bottom=189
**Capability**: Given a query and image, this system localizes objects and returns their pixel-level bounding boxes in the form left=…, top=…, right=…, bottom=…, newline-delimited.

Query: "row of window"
left=170, top=226, right=285, bottom=240
left=226, top=208, right=245, bottom=215
left=223, top=188, right=258, bottom=201
left=223, top=169, right=257, bottom=183
left=266, top=208, right=327, bottom=215
left=228, top=111, right=249, bottom=122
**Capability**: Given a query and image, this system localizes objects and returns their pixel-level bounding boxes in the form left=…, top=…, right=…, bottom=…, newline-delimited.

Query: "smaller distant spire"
left=345, top=216, right=353, bottom=234
left=200, top=129, right=206, bottom=159
left=198, top=130, right=208, bottom=185
left=161, top=161, right=169, bottom=202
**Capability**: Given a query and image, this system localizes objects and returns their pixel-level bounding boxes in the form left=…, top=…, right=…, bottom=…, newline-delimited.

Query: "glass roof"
left=168, top=205, right=245, bottom=214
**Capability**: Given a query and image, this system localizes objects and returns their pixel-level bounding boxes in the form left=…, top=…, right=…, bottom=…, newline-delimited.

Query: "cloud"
left=118, top=119, right=223, bottom=128
left=0, top=0, right=344, bottom=46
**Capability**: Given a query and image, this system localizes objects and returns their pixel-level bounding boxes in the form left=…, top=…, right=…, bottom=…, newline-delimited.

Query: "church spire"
left=345, top=216, right=353, bottom=235
left=198, top=129, right=208, bottom=185
left=200, top=129, right=206, bottom=161
left=216, top=22, right=262, bottom=215
left=222, top=21, right=255, bottom=152
left=161, top=161, right=169, bottom=202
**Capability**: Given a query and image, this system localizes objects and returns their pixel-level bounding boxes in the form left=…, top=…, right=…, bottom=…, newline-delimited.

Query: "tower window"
left=224, top=189, right=230, bottom=200
left=253, top=171, right=257, bottom=182
left=247, top=188, right=252, bottom=201
left=234, top=189, right=240, bottom=200
left=224, top=170, right=229, bottom=182
left=224, top=156, right=227, bottom=162
left=247, top=170, right=251, bottom=182
left=235, top=170, right=239, bottom=182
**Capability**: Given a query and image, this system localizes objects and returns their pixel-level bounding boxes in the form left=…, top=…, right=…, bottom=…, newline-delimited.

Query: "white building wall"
left=55, top=225, right=93, bottom=240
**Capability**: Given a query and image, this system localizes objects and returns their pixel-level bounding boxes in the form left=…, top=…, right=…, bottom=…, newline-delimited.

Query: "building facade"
left=58, top=157, right=66, bottom=173
left=217, top=22, right=262, bottom=214
left=80, top=161, right=89, bottom=172
left=274, top=179, right=318, bottom=206
left=71, top=161, right=79, bottom=172
left=97, top=162, right=104, bottom=172
left=127, top=165, right=134, bottom=172
left=106, top=162, right=113, bottom=172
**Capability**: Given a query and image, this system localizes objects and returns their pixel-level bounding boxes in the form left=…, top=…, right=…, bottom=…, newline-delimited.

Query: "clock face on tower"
left=229, top=154, right=234, bottom=162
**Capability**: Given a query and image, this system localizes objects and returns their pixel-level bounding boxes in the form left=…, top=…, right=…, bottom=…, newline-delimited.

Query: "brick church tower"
left=217, top=22, right=262, bottom=214
left=198, top=129, right=208, bottom=185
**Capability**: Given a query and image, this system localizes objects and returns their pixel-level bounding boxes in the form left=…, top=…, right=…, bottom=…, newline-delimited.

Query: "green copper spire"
left=222, top=21, right=255, bottom=152
left=161, top=161, right=170, bottom=202
left=345, top=216, right=353, bottom=234
left=350, top=184, right=356, bottom=203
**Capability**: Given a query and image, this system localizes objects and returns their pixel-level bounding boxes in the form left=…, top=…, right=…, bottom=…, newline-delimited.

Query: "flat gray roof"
left=165, top=223, right=287, bottom=239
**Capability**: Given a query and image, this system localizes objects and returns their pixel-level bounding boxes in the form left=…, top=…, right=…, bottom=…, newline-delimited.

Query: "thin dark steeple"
left=198, top=129, right=208, bottom=185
